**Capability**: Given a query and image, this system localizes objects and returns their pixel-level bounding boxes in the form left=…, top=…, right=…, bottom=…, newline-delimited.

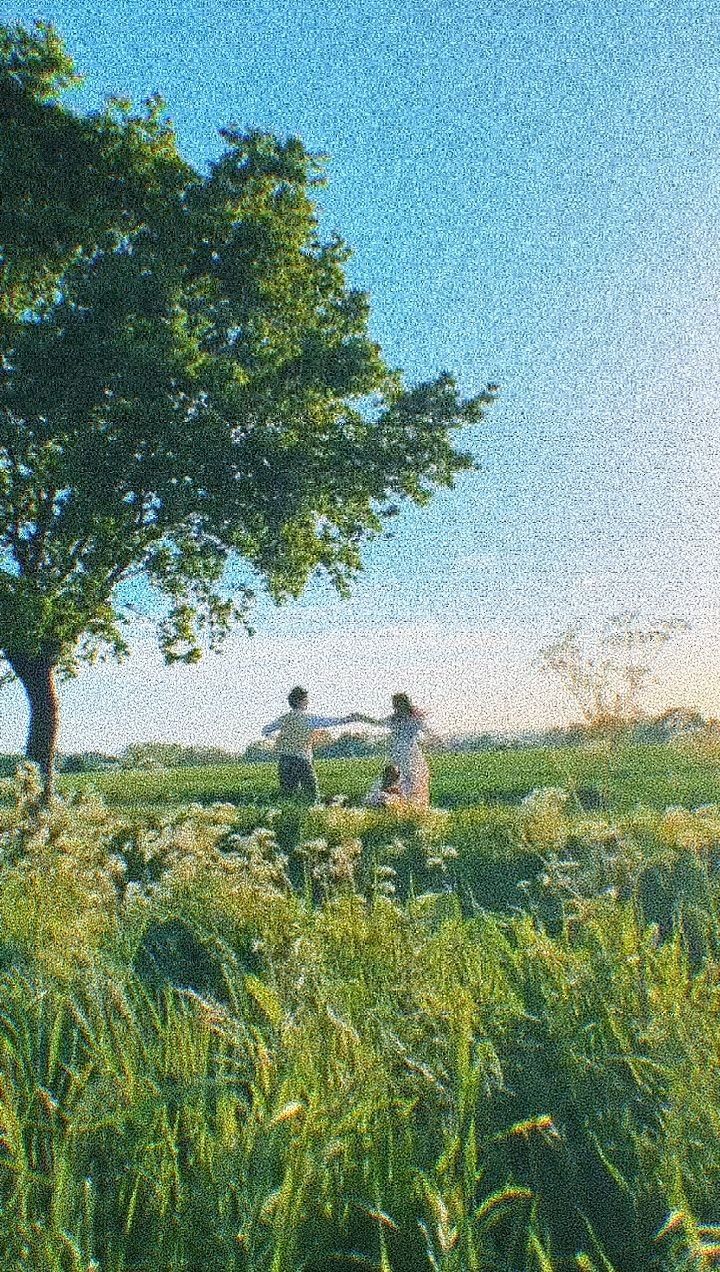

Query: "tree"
left=314, top=731, right=386, bottom=759
left=0, top=23, right=496, bottom=794
left=634, top=706, right=707, bottom=743
left=539, top=612, right=687, bottom=733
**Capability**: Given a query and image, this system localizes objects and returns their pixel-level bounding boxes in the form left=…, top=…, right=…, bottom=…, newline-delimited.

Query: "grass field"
left=0, top=745, right=719, bottom=1270
left=58, top=738, right=720, bottom=811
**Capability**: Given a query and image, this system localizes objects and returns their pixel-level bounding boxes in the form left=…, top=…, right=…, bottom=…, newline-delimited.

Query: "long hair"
left=391, top=692, right=423, bottom=721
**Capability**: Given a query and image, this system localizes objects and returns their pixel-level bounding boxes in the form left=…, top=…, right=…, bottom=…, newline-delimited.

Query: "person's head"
left=381, top=764, right=401, bottom=790
left=288, top=686, right=308, bottom=710
left=391, top=692, right=418, bottom=719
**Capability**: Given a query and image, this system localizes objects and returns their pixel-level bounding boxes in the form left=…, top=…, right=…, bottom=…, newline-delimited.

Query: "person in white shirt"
left=261, top=686, right=359, bottom=801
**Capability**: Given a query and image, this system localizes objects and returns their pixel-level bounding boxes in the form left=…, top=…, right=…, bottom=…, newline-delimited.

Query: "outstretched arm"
left=306, top=713, right=362, bottom=729
left=352, top=713, right=391, bottom=727
left=261, top=716, right=285, bottom=737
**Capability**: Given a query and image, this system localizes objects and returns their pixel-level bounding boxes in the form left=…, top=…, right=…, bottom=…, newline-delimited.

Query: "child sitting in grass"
left=363, top=763, right=405, bottom=808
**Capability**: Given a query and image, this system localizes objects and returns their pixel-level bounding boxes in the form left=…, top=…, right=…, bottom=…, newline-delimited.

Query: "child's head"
left=288, top=686, right=308, bottom=709
left=391, top=693, right=418, bottom=719
left=381, top=764, right=401, bottom=790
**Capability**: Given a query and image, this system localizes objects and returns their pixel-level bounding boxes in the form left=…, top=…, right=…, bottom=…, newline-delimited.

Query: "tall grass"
left=0, top=766, right=718, bottom=1268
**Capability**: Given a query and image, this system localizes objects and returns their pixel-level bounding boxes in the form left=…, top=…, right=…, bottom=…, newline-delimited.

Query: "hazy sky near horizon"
left=2, top=0, right=720, bottom=750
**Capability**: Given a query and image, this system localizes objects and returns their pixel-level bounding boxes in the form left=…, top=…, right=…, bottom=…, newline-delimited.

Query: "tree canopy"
left=0, top=22, right=495, bottom=787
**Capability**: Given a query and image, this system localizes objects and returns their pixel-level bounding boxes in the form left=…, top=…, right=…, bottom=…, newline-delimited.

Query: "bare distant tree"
left=539, top=612, right=687, bottom=730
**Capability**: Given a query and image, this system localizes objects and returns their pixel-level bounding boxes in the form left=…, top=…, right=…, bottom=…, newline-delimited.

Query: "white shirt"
left=261, top=709, right=355, bottom=760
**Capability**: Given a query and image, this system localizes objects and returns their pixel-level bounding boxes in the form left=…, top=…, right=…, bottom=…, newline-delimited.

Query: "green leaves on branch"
left=0, top=21, right=496, bottom=684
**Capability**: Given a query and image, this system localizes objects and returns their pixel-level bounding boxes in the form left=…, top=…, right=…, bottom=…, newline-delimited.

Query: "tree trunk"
left=7, top=652, right=60, bottom=800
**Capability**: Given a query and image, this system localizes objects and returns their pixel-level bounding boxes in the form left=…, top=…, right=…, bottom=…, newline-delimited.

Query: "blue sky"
left=2, top=0, right=720, bottom=749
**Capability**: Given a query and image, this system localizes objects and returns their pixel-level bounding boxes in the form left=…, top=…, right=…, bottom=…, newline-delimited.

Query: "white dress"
left=386, top=716, right=430, bottom=808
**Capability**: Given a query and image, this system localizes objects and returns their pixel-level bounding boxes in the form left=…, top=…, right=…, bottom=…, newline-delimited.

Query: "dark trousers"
left=278, top=754, right=319, bottom=801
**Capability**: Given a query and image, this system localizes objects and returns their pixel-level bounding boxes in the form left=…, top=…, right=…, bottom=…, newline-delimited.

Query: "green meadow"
left=1, top=744, right=720, bottom=1270
left=57, top=740, right=720, bottom=812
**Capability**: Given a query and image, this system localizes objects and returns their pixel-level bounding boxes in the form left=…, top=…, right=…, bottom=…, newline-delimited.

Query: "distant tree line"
left=0, top=708, right=714, bottom=777
left=447, top=708, right=713, bottom=752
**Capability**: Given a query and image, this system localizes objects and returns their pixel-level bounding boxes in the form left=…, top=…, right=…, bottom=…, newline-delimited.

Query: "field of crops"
left=1, top=744, right=720, bottom=1270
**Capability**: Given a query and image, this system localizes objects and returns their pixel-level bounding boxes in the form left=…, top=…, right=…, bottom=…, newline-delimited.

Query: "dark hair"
left=381, top=764, right=401, bottom=789
left=391, top=692, right=421, bottom=720
left=288, top=686, right=308, bottom=708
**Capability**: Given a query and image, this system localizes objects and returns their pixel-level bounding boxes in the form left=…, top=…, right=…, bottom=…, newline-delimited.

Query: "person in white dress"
left=356, top=694, right=430, bottom=808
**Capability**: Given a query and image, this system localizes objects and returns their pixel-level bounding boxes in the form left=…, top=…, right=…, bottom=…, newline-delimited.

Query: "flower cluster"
left=297, top=836, right=364, bottom=895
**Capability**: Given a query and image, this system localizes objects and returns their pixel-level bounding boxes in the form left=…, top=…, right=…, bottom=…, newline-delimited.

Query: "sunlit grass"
left=49, top=739, right=720, bottom=812
left=0, top=760, right=719, bottom=1269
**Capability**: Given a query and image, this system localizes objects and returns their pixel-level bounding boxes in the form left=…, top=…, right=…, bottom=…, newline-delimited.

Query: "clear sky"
left=2, top=0, right=720, bottom=750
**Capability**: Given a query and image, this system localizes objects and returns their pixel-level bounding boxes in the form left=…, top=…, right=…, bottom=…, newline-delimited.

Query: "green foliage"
left=0, top=21, right=492, bottom=697
left=1, top=765, right=720, bottom=1267
left=118, top=741, right=248, bottom=771
left=0, top=752, right=22, bottom=777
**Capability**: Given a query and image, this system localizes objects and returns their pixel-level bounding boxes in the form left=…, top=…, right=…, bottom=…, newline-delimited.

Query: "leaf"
left=244, top=974, right=283, bottom=1027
